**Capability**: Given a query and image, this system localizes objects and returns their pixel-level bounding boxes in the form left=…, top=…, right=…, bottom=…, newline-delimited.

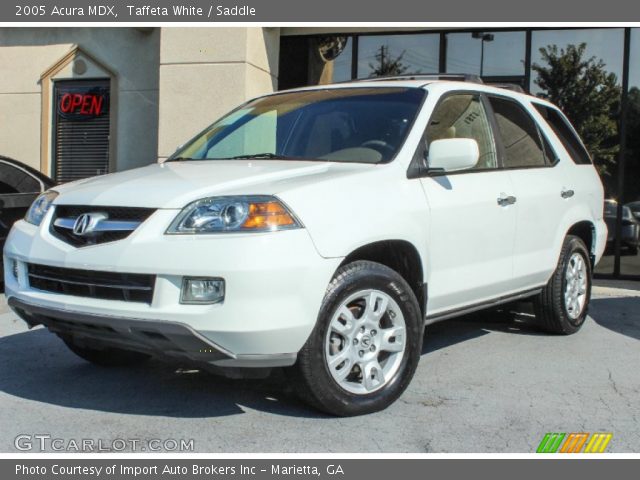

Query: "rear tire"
left=62, top=337, right=151, bottom=367
left=292, top=260, right=423, bottom=416
left=534, top=235, right=592, bottom=335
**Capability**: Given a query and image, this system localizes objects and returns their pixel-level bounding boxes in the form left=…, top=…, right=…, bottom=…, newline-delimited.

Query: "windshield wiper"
left=169, top=153, right=303, bottom=161
left=224, top=153, right=291, bottom=160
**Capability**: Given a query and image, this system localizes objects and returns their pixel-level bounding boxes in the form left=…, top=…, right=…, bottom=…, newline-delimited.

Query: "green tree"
left=532, top=43, right=621, bottom=178
left=369, top=45, right=409, bottom=77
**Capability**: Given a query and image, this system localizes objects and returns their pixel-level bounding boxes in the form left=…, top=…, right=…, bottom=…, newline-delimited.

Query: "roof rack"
left=489, top=83, right=526, bottom=93
left=350, top=73, right=484, bottom=84
left=337, top=74, right=529, bottom=94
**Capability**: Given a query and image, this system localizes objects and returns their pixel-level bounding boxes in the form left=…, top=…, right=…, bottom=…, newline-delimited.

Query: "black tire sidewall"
left=299, top=261, right=423, bottom=416
left=558, top=236, right=592, bottom=332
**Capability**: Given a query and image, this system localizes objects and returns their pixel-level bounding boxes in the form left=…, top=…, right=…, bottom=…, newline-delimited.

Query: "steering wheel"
left=360, top=140, right=395, bottom=158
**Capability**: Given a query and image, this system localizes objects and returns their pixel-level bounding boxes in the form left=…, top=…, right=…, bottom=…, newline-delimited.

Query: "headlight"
left=25, top=190, right=58, bottom=226
left=166, top=196, right=302, bottom=234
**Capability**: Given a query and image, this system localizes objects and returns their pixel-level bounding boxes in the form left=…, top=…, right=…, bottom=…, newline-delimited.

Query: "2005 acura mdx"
left=3, top=75, right=607, bottom=416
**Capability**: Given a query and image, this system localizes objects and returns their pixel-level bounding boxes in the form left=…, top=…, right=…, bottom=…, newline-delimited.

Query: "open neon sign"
left=58, top=92, right=106, bottom=117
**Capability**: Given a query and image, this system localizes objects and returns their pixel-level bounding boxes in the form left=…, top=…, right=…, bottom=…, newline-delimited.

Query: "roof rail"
left=490, top=83, right=526, bottom=93
left=349, top=73, right=484, bottom=84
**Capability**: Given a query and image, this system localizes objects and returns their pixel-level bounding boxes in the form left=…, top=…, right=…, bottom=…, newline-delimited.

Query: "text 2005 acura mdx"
left=3, top=76, right=606, bottom=416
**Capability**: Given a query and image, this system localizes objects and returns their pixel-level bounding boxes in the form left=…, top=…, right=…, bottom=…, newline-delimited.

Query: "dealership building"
left=0, top=27, right=638, bottom=278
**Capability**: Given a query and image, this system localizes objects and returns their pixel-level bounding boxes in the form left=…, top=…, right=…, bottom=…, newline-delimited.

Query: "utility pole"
left=379, top=45, right=386, bottom=70
left=472, top=32, right=495, bottom=77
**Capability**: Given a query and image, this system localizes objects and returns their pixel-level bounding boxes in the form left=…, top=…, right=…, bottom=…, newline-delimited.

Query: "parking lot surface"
left=0, top=282, right=638, bottom=453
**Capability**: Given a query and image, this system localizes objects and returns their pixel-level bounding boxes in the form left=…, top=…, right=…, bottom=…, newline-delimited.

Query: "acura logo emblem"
left=72, top=212, right=108, bottom=236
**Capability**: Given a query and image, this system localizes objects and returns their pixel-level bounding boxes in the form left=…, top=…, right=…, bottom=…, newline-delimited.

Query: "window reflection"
left=446, top=31, right=526, bottom=77
left=621, top=28, right=640, bottom=275
left=278, top=35, right=352, bottom=89
left=357, top=34, right=439, bottom=78
left=309, top=36, right=352, bottom=84
left=530, top=29, right=624, bottom=94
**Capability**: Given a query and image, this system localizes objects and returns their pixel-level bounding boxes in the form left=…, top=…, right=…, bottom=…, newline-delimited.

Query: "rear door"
left=418, top=92, right=517, bottom=315
left=486, top=95, right=571, bottom=289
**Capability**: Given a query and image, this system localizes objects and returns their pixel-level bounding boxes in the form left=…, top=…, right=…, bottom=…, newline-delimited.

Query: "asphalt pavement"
left=0, top=282, right=638, bottom=453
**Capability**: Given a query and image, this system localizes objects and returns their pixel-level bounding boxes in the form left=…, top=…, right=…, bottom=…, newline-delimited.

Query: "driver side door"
left=417, top=92, right=517, bottom=317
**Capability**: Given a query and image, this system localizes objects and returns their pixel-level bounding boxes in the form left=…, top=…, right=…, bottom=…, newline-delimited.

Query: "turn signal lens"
left=242, top=201, right=296, bottom=230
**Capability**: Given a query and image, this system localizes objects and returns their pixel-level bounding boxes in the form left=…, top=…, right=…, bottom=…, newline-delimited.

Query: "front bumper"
left=8, top=297, right=295, bottom=368
left=3, top=210, right=342, bottom=365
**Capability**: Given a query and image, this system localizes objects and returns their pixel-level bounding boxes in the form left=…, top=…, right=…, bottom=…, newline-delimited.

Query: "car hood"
left=52, top=160, right=373, bottom=209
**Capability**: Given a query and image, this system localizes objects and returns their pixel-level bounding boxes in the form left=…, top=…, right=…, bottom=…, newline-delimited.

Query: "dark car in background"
left=605, top=199, right=640, bottom=255
left=1, top=156, right=55, bottom=281
left=627, top=200, right=640, bottom=222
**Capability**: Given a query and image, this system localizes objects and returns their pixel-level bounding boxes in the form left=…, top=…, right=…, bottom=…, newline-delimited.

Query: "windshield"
left=170, top=87, right=425, bottom=164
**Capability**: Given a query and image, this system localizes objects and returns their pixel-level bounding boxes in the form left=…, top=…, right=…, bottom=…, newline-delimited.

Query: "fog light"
left=181, top=277, right=225, bottom=304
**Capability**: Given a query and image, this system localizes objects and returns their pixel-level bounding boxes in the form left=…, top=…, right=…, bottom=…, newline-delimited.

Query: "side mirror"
left=428, top=138, right=479, bottom=172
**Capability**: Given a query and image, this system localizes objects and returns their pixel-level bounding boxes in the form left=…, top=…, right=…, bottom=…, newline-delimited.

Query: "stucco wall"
left=157, top=27, right=279, bottom=160
left=0, top=27, right=281, bottom=173
left=0, top=27, right=160, bottom=173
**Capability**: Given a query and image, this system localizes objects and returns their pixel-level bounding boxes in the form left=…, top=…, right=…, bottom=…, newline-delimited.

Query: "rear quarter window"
left=533, top=104, right=592, bottom=165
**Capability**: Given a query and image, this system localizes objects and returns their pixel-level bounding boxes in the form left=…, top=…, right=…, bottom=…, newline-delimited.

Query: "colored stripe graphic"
left=584, top=433, right=613, bottom=453
left=560, top=433, right=589, bottom=453
left=537, top=433, right=613, bottom=453
left=537, top=433, right=566, bottom=453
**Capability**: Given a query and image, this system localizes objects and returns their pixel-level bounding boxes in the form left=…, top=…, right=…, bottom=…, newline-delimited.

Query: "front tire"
left=293, top=261, right=423, bottom=416
left=534, top=235, right=592, bottom=335
left=62, top=337, right=151, bottom=367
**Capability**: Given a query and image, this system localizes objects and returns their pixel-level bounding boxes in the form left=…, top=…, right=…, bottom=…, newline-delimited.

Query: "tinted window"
left=426, top=94, right=497, bottom=170
left=446, top=31, right=526, bottom=77
left=489, top=97, right=546, bottom=168
left=173, top=87, right=426, bottom=164
left=534, top=104, right=592, bottom=165
left=279, top=36, right=353, bottom=89
left=0, top=162, right=41, bottom=194
left=357, top=34, right=440, bottom=78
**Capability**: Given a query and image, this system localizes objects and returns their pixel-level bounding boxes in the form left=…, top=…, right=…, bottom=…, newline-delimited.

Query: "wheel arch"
left=338, top=239, right=427, bottom=318
left=566, top=220, right=596, bottom=267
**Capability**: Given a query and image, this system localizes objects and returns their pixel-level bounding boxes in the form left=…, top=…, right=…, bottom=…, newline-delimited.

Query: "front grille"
left=51, top=205, right=155, bottom=247
left=27, top=263, right=155, bottom=304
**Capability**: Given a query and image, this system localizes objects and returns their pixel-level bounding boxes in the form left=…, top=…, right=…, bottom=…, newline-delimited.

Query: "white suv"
left=3, top=76, right=607, bottom=416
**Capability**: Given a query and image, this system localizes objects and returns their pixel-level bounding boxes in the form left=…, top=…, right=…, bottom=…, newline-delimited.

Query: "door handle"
left=561, top=189, right=575, bottom=199
left=497, top=195, right=517, bottom=206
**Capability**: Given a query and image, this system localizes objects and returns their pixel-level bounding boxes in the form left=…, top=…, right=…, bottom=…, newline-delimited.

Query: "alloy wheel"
left=324, top=289, right=406, bottom=395
left=564, top=252, right=588, bottom=320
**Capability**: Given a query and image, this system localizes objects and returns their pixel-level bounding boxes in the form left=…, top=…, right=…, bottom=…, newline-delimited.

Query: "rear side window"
left=533, top=104, right=592, bottom=165
left=488, top=96, right=547, bottom=168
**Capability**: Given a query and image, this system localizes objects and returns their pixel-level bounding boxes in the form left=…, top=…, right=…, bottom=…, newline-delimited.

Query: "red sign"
left=59, top=93, right=105, bottom=116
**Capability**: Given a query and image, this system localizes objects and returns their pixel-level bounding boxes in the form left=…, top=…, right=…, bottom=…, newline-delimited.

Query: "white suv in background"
left=3, top=75, right=606, bottom=416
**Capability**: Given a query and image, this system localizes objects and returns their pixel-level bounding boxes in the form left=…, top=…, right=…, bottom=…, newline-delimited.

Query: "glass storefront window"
left=278, top=36, right=353, bottom=89
left=310, top=36, right=352, bottom=84
left=357, top=34, right=439, bottom=78
left=446, top=31, right=526, bottom=77
left=621, top=28, right=640, bottom=275
left=530, top=29, right=624, bottom=94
